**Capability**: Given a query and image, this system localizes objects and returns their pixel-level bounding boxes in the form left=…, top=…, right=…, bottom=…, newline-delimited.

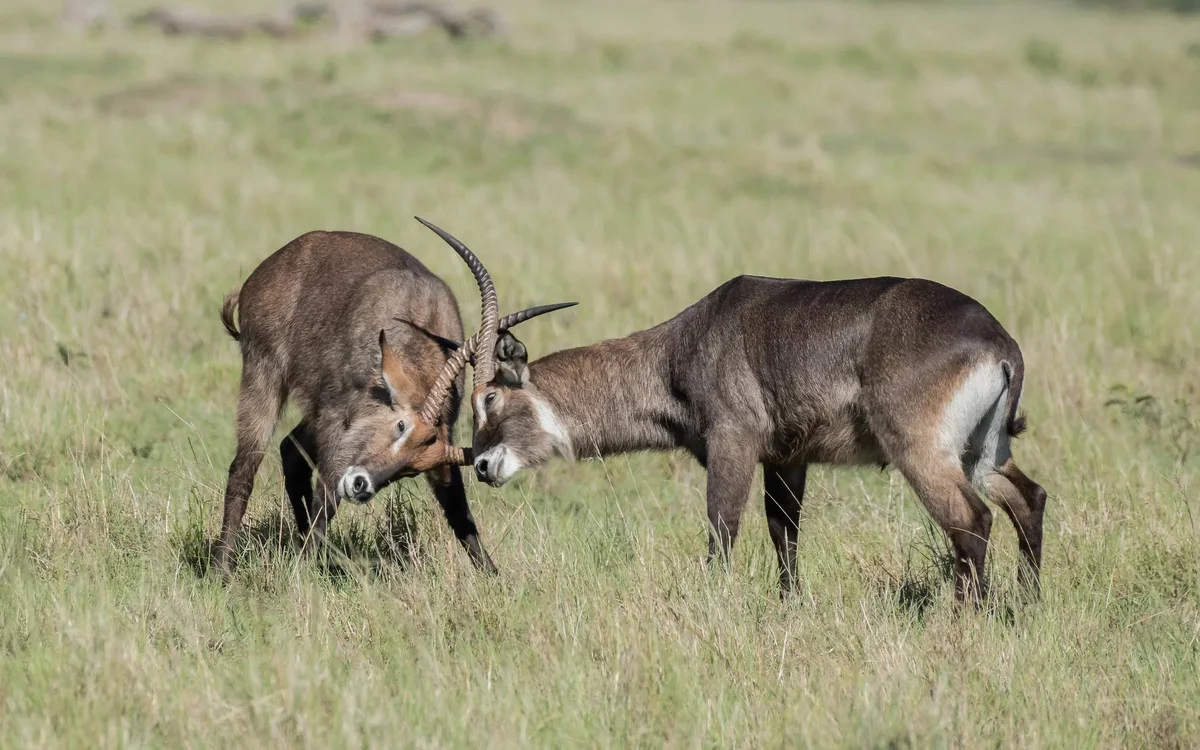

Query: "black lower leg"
left=950, top=487, right=992, bottom=604
left=764, top=463, right=807, bottom=595
left=1002, top=462, right=1047, bottom=596
left=427, top=467, right=497, bottom=574
left=951, top=529, right=989, bottom=602
left=901, top=463, right=993, bottom=606
left=280, top=423, right=317, bottom=537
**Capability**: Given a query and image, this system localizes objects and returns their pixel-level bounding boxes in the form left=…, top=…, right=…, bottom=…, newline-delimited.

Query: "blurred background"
left=1, top=1, right=1198, bottom=746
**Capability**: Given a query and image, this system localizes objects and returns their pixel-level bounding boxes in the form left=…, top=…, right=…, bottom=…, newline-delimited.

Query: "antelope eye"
left=395, top=420, right=407, bottom=437
left=484, top=392, right=497, bottom=408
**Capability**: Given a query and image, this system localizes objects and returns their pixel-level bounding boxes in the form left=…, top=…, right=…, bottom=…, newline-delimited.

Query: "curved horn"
left=500, top=302, right=578, bottom=332
left=415, top=217, right=500, bottom=424
left=460, top=302, right=578, bottom=365
left=415, top=302, right=577, bottom=425
left=395, top=302, right=577, bottom=355
left=444, top=444, right=474, bottom=467
left=416, top=217, right=500, bottom=383
left=419, top=345, right=472, bottom=425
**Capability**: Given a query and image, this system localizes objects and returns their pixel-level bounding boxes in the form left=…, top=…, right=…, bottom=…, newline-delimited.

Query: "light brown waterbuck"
left=456, top=274, right=1046, bottom=601
left=212, top=219, right=573, bottom=576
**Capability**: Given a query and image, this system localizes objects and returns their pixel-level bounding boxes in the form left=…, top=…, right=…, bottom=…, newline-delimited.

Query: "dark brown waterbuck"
left=212, top=219, right=573, bottom=576
left=454, top=273, right=1046, bottom=601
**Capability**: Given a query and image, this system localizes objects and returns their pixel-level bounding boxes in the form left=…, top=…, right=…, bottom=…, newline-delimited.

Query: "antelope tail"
left=1000, top=359, right=1027, bottom=438
left=220, top=285, right=241, bottom=341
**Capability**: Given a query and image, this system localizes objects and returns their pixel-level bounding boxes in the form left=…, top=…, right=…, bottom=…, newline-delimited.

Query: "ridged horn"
left=458, top=302, right=578, bottom=364
left=415, top=302, right=578, bottom=425
left=444, top=444, right=474, bottom=467
left=395, top=302, right=578, bottom=355
left=415, top=217, right=500, bottom=424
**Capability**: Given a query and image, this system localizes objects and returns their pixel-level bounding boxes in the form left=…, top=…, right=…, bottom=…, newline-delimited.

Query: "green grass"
left=2, top=0, right=1199, bottom=746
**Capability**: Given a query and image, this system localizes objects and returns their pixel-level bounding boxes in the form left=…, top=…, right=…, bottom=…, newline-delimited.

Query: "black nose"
left=474, top=458, right=489, bottom=478
left=352, top=475, right=369, bottom=495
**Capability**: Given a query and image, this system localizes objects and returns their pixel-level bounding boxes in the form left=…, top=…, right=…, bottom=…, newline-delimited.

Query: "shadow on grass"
left=176, top=492, right=424, bottom=583
left=878, top=520, right=1019, bottom=625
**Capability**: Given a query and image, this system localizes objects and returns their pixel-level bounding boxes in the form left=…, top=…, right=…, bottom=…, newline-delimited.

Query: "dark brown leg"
left=280, top=421, right=318, bottom=537
left=426, top=466, right=498, bottom=574
left=304, top=480, right=338, bottom=554
left=900, top=459, right=993, bottom=604
left=764, top=463, right=807, bottom=596
left=212, top=367, right=282, bottom=577
left=703, top=433, right=758, bottom=568
left=984, top=458, right=1047, bottom=598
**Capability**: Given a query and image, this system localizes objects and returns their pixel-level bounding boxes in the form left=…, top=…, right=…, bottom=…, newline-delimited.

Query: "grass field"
left=2, top=0, right=1199, bottom=746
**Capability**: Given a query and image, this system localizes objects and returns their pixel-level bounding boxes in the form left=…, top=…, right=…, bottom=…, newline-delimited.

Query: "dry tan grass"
left=1, top=0, right=1198, bottom=746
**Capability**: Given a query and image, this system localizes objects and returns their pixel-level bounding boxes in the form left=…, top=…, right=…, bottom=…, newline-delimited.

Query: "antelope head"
left=334, top=217, right=575, bottom=502
left=332, top=327, right=473, bottom=503
left=468, top=328, right=571, bottom=486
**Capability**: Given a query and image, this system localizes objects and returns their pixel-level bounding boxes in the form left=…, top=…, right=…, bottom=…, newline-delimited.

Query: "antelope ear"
left=494, top=330, right=529, bottom=387
left=392, top=317, right=462, bottom=352
left=377, top=330, right=417, bottom=407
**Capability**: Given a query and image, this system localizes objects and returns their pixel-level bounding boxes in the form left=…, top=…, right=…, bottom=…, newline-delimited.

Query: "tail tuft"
left=1008, top=411, right=1027, bottom=438
left=220, top=286, right=241, bottom=341
left=1000, top=358, right=1027, bottom=439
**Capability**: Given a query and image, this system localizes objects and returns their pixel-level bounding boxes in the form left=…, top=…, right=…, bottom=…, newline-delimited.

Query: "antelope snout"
left=474, top=447, right=518, bottom=487
left=337, top=467, right=375, bottom=504
left=473, top=455, right=493, bottom=484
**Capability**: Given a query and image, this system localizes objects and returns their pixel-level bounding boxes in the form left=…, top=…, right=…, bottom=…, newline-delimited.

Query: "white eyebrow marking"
left=391, top=426, right=412, bottom=455
left=474, top=393, right=488, bottom=426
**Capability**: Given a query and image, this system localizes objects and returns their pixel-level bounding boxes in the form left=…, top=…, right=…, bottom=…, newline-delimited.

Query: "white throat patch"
left=530, top=391, right=574, bottom=461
